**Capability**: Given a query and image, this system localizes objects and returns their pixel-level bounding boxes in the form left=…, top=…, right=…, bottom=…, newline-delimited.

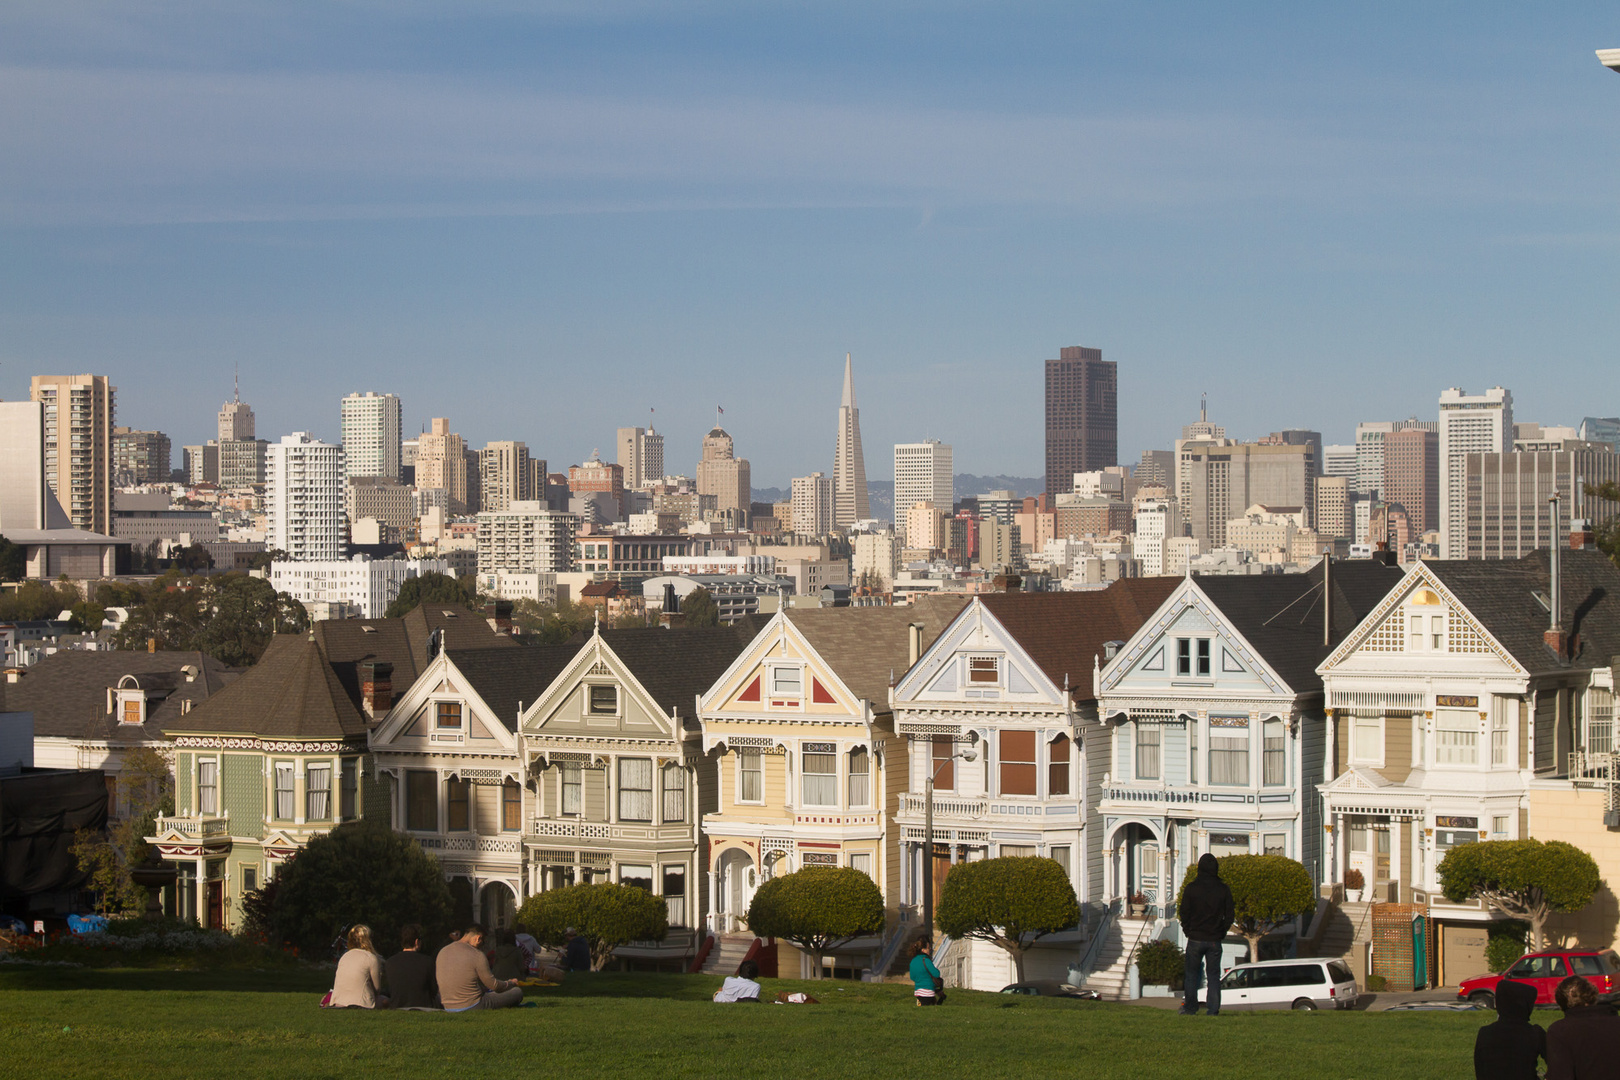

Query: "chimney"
left=658, top=583, right=684, bottom=630
left=1571, top=519, right=1596, bottom=550
left=360, top=660, right=394, bottom=720
left=908, top=622, right=923, bottom=666
left=484, top=598, right=514, bottom=635
left=1546, top=494, right=1565, bottom=660
left=1322, top=554, right=1332, bottom=648
left=4, top=668, right=23, bottom=684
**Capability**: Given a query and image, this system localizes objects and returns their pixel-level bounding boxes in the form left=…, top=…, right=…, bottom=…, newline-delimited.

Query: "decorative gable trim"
left=1099, top=580, right=1288, bottom=696
left=1316, top=564, right=1525, bottom=676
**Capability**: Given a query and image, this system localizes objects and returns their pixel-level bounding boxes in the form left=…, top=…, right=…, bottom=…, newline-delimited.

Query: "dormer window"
left=435, top=701, right=462, bottom=729
left=771, top=666, right=802, bottom=697
left=589, top=685, right=619, bottom=715
left=122, top=697, right=144, bottom=725
left=968, top=657, right=1000, bottom=684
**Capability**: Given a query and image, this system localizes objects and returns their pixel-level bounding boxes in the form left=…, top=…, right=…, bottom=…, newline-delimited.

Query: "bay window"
left=1436, top=710, right=1479, bottom=766
left=1262, top=720, right=1285, bottom=785
left=274, top=762, right=296, bottom=821
left=999, top=730, right=1037, bottom=796
left=737, top=751, right=762, bottom=803
left=848, top=747, right=870, bottom=807
left=1209, top=719, right=1249, bottom=786
left=306, top=763, right=332, bottom=821
left=802, top=745, right=837, bottom=806
left=618, top=758, right=654, bottom=822
left=1135, top=725, right=1161, bottom=780
left=405, top=769, right=436, bottom=830
left=1048, top=734, right=1071, bottom=796
left=661, top=763, right=686, bottom=823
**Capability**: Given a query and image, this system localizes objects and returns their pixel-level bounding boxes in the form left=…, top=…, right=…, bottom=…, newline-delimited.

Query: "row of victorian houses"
left=9, top=534, right=1619, bottom=989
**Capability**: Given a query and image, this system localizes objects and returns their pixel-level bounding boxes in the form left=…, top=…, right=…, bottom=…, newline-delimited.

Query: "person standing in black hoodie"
left=1178, top=853, right=1235, bottom=1016
left=1474, top=978, right=1544, bottom=1080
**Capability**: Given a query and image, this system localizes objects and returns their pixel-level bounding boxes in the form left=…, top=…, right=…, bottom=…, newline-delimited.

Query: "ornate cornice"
left=172, top=735, right=363, bottom=753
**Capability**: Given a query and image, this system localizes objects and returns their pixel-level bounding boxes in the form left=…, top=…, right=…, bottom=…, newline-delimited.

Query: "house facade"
left=696, top=599, right=965, bottom=975
left=1316, top=547, right=1620, bottom=962
left=890, top=580, right=1178, bottom=989
left=1096, top=561, right=1400, bottom=912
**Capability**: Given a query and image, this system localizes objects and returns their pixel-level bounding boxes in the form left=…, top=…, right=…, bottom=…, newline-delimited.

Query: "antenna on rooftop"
left=1200, top=392, right=1207, bottom=423
left=233, top=363, right=240, bottom=403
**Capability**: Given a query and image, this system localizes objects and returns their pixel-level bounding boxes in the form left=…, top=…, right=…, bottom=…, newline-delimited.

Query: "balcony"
left=528, top=819, right=692, bottom=844
left=898, top=793, right=989, bottom=820
left=415, top=835, right=522, bottom=857
left=155, top=814, right=231, bottom=838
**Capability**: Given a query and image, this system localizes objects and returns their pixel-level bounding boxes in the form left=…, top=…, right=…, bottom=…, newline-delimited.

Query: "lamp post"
left=922, top=747, right=977, bottom=942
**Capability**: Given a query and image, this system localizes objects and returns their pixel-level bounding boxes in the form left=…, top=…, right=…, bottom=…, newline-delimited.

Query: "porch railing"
left=897, top=794, right=990, bottom=819
left=1075, top=898, right=1121, bottom=982
left=155, top=814, right=230, bottom=839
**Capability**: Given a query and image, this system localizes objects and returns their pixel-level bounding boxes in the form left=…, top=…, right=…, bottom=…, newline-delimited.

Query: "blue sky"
left=2, top=2, right=1617, bottom=487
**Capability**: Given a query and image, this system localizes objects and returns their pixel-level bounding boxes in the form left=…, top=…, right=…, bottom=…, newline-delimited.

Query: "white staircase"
left=1080, top=918, right=1160, bottom=1001
left=702, top=933, right=757, bottom=976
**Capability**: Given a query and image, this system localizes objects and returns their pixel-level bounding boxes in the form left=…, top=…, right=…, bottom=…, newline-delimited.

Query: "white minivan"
left=1196, top=958, right=1359, bottom=1011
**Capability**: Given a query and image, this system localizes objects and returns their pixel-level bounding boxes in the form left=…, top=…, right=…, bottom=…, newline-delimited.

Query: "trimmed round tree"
left=516, top=883, right=668, bottom=970
left=1438, top=839, right=1601, bottom=951
left=266, top=820, right=454, bottom=954
left=934, top=856, right=1079, bottom=982
left=1178, top=853, right=1314, bottom=962
left=746, top=866, right=884, bottom=979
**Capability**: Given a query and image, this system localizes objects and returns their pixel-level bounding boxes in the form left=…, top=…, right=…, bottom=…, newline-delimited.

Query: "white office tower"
left=894, top=439, right=953, bottom=545
left=832, top=354, right=870, bottom=527
left=476, top=501, right=578, bottom=576
left=1322, top=445, right=1356, bottom=480
left=790, top=472, right=836, bottom=537
left=267, top=433, right=346, bottom=561
left=616, top=426, right=666, bottom=490
left=1438, top=387, right=1513, bottom=559
left=340, top=392, right=403, bottom=481
left=1134, top=499, right=1173, bottom=576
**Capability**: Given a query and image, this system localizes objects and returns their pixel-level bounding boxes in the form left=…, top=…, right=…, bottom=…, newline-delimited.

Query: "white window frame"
left=560, top=764, right=582, bottom=816
left=801, top=747, right=838, bottom=808
left=1435, top=709, right=1480, bottom=767
left=197, top=758, right=218, bottom=815
left=736, top=750, right=763, bottom=805
left=617, top=757, right=654, bottom=823
left=1262, top=719, right=1286, bottom=786
left=768, top=665, right=804, bottom=706
left=586, top=683, right=620, bottom=718
left=660, top=763, right=686, bottom=823
left=273, top=761, right=296, bottom=821
left=966, top=655, right=1000, bottom=686
left=1134, top=724, right=1161, bottom=781
left=1349, top=713, right=1384, bottom=767
left=306, top=761, right=333, bottom=821
left=847, top=747, right=871, bottom=808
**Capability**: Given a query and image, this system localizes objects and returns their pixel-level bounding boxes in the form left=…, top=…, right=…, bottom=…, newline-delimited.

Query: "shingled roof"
left=161, top=633, right=368, bottom=742
left=443, top=644, right=581, bottom=732
left=315, top=603, right=516, bottom=716
left=1424, top=549, right=1620, bottom=674
left=1195, top=559, right=1404, bottom=691
left=5, top=650, right=239, bottom=742
left=599, top=622, right=767, bottom=720
left=977, top=578, right=1181, bottom=702
left=786, top=595, right=968, bottom=711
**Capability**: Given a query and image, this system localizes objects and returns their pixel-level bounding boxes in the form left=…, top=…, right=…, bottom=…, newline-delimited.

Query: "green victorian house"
left=148, top=604, right=514, bottom=930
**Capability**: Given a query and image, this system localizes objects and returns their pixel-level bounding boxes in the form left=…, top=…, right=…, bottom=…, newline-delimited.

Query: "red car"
left=1457, top=949, right=1620, bottom=1008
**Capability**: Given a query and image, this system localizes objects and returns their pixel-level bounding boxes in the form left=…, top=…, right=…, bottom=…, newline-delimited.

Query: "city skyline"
left=2, top=6, right=1617, bottom=485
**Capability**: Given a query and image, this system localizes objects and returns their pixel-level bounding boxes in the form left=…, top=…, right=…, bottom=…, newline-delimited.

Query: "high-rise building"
left=1439, top=386, right=1513, bottom=559
left=696, top=426, right=750, bottom=522
left=480, top=441, right=544, bottom=515
left=1382, top=427, right=1439, bottom=536
left=266, top=433, right=346, bottom=561
left=1463, top=448, right=1620, bottom=559
left=476, top=501, right=578, bottom=576
left=1578, top=417, right=1620, bottom=448
left=1322, top=444, right=1357, bottom=480
left=832, top=354, right=870, bottom=527
left=1044, top=344, right=1117, bottom=499
left=894, top=440, right=953, bottom=546
left=182, top=443, right=219, bottom=486
left=1134, top=499, right=1174, bottom=576
left=346, top=478, right=415, bottom=536
left=218, top=374, right=255, bottom=443
left=1137, top=449, right=1176, bottom=488
left=1176, top=442, right=1313, bottom=547
left=616, top=426, right=666, bottom=490
left=112, top=428, right=171, bottom=486
left=790, top=472, right=835, bottom=537
left=30, top=374, right=115, bottom=534
left=0, top=401, right=72, bottom=532
left=340, top=391, right=402, bottom=482
left=219, top=439, right=269, bottom=488
left=1314, top=476, right=1350, bottom=540
left=1261, top=430, right=1322, bottom=476
left=415, top=418, right=470, bottom=513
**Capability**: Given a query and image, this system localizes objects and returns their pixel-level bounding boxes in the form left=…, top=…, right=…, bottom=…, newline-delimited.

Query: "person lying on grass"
left=713, top=960, right=762, bottom=1003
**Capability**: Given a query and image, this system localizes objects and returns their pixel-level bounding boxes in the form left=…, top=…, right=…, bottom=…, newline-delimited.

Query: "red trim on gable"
left=737, top=675, right=761, bottom=703
left=812, top=678, right=836, bottom=704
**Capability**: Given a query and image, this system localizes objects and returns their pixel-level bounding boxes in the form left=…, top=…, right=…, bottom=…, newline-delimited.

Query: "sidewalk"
left=1126, top=988, right=1466, bottom=1012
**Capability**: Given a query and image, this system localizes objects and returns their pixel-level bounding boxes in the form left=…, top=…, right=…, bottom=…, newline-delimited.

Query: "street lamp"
left=922, top=745, right=978, bottom=942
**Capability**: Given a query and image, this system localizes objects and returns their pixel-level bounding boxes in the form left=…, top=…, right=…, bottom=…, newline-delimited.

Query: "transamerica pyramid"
left=832, top=352, right=870, bottom=527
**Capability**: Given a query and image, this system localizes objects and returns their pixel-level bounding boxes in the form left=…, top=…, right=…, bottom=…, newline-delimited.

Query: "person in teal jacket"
left=909, top=940, right=944, bottom=1006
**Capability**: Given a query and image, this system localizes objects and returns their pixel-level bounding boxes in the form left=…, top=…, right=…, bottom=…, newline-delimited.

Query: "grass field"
left=0, top=966, right=1504, bottom=1080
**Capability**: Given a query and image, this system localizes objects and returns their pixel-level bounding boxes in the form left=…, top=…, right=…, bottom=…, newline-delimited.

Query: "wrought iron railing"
left=1076, top=898, right=1121, bottom=981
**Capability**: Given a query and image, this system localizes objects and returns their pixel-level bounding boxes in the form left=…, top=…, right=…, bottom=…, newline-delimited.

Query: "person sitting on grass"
left=1546, top=973, right=1620, bottom=1080
left=385, top=924, right=438, bottom=1010
left=713, top=960, right=762, bottom=1003
left=435, top=923, right=524, bottom=1011
left=331, top=925, right=388, bottom=1009
left=490, top=927, right=527, bottom=981
left=909, top=939, right=944, bottom=1006
left=1474, top=978, right=1543, bottom=1080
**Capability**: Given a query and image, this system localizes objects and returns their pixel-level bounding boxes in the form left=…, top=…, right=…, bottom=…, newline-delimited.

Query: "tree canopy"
left=1179, top=854, right=1314, bottom=961
left=0, top=535, right=24, bottom=583
left=110, top=572, right=309, bottom=665
left=255, top=820, right=454, bottom=954
left=516, top=883, right=668, bottom=970
left=935, top=856, right=1079, bottom=981
left=1585, top=480, right=1620, bottom=565
left=746, top=866, right=885, bottom=978
left=680, top=587, right=719, bottom=628
left=1438, top=839, right=1602, bottom=950
left=385, top=571, right=476, bottom=618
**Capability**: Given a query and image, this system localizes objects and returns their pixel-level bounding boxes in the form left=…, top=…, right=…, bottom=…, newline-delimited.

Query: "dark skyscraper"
left=1044, top=345, right=1117, bottom=499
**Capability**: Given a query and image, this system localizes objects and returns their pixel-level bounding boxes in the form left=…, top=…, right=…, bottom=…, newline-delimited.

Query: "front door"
left=1137, top=842, right=1160, bottom=904
left=206, top=881, right=224, bottom=930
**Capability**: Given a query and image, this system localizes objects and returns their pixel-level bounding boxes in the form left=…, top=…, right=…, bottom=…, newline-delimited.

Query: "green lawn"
left=0, top=966, right=1498, bottom=1079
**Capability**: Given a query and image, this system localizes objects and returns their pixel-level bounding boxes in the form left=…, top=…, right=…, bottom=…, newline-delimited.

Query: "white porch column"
left=1390, top=816, right=1404, bottom=898
left=194, top=859, right=206, bottom=926
left=706, top=870, right=717, bottom=933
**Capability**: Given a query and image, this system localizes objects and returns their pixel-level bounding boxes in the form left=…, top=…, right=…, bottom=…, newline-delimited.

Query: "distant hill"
left=751, top=473, right=1042, bottom=524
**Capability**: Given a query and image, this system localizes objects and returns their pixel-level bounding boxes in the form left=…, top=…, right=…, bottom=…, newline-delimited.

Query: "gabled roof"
left=442, top=644, right=581, bottom=733
left=1193, top=559, right=1404, bottom=691
left=784, top=596, right=968, bottom=709
left=315, top=603, right=516, bottom=715
left=596, top=623, right=766, bottom=719
left=1423, top=549, right=1620, bottom=674
left=977, top=578, right=1180, bottom=702
left=4, top=650, right=239, bottom=742
left=161, top=634, right=367, bottom=742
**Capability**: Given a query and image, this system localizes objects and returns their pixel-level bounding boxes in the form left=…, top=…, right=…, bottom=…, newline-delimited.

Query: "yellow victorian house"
left=696, top=598, right=964, bottom=976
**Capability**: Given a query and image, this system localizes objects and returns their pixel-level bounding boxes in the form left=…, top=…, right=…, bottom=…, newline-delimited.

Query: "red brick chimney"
left=360, top=660, right=394, bottom=720
left=1570, top=519, right=1596, bottom=550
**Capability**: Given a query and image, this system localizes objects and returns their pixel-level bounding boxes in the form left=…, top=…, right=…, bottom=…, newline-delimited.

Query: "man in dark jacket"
left=1546, top=974, right=1620, bottom=1080
left=1474, top=978, right=1544, bottom=1080
left=1178, top=853, right=1235, bottom=1015
left=563, top=927, right=592, bottom=973
left=385, top=924, right=438, bottom=1009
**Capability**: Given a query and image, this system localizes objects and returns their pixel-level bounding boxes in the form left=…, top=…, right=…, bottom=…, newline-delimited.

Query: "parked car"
left=1457, top=949, right=1620, bottom=1009
left=999, top=980, right=1100, bottom=1000
left=1192, top=958, right=1358, bottom=1011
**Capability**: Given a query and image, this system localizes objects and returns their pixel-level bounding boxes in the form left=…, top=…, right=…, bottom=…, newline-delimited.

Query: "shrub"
left=1344, top=868, right=1365, bottom=891
left=262, top=820, right=454, bottom=955
left=1366, top=973, right=1387, bottom=992
left=746, top=867, right=885, bottom=979
left=935, top=856, right=1079, bottom=982
left=1487, top=934, right=1526, bottom=973
left=1135, top=938, right=1185, bottom=988
left=517, top=883, right=668, bottom=970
